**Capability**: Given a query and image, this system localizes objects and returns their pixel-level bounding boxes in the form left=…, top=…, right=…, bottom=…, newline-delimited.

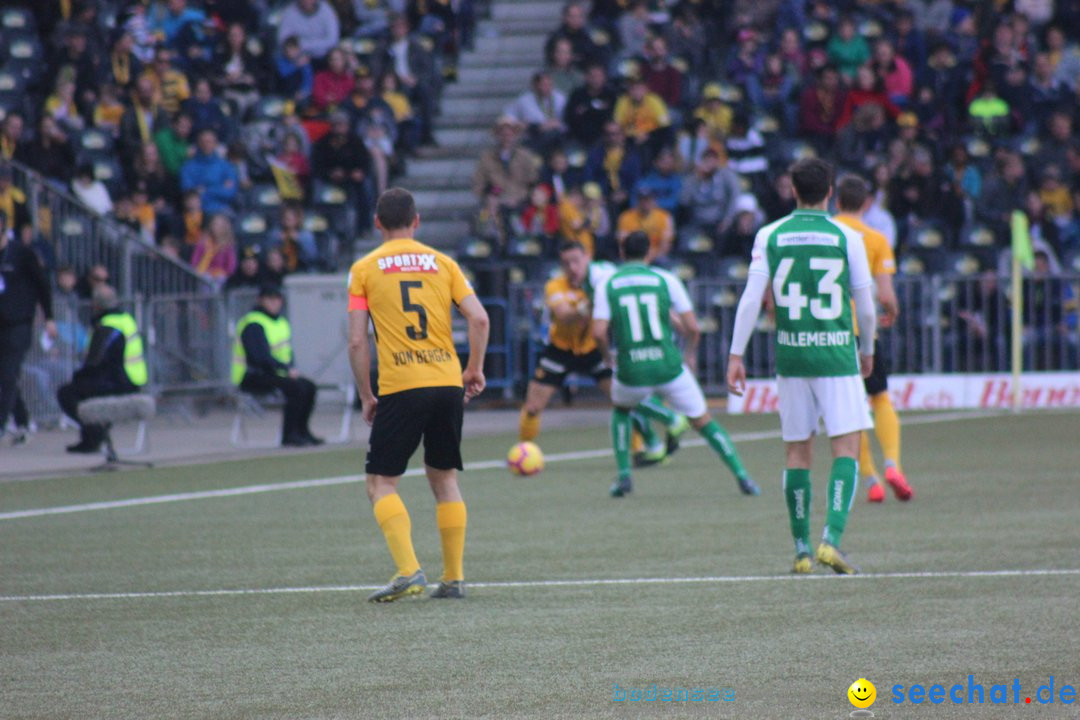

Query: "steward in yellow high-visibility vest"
left=57, top=284, right=147, bottom=454
left=233, top=285, right=322, bottom=447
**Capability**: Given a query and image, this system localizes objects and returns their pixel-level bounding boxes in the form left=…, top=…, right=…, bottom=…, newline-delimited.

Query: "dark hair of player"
left=836, top=175, right=870, bottom=212
left=622, top=231, right=651, bottom=261
left=558, top=240, right=586, bottom=255
left=376, top=187, right=417, bottom=231
left=790, top=158, right=834, bottom=206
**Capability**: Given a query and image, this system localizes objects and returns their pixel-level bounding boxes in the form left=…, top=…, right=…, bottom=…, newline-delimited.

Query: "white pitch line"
left=0, top=410, right=998, bottom=522
left=1, top=568, right=1077, bottom=604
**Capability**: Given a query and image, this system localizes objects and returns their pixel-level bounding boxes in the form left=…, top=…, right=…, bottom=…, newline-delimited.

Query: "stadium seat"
left=236, top=210, right=270, bottom=249
left=961, top=224, right=997, bottom=247
left=715, top=257, right=750, bottom=282
left=912, top=225, right=947, bottom=249
left=246, top=95, right=290, bottom=124
left=945, top=247, right=997, bottom=276
left=0, top=7, right=35, bottom=33
left=246, top=183, right=283, bottom=211
left=3, top=37, right=45, bottom=86
left=897, top=247, right=946, bottom=276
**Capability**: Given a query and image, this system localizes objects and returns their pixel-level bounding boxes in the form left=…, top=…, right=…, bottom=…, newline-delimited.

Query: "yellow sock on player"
left=373, top=494, right=421, bottom=576
left=435, top=501, right=467, bottom=582
left=871, top=393, right=902, bottom=471
left=519, top=408, right=540, bottom=442
left=859, top=431, right=879, bottom=479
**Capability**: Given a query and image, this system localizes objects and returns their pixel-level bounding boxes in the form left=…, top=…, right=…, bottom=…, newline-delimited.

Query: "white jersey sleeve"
left=747, top=222, right=777, bottom=278
left=591, top=276, right=612, bottom=321
left=656, top=268, right=693, bottom=314
left=838, top=221, right=873, bottom=290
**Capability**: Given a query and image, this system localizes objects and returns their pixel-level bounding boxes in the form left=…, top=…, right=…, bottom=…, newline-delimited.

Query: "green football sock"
left=629, top=411, right=661, bottom=451
left=823, top=457, right=858, bottom=548
left=635, top=396, right=680, bottom=429
left=783, top=469, right=812, bottom=556
left=611, top=408, right=632, bottom=479
left=699, top=420, right=748, bottom=478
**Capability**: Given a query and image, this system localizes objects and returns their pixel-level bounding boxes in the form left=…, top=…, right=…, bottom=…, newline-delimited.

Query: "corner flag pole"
left=1009, top=211, right=1034, bottom=413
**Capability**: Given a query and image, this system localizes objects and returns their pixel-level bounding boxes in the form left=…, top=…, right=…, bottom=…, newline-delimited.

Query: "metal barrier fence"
left=12, top=161, right=214, bottom=296
left=13, top=273, right=1077, bottom=428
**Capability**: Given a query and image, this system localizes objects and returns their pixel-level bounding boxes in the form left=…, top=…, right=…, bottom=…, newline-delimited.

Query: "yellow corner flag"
left=1010, top=210, right=1034, bottom=270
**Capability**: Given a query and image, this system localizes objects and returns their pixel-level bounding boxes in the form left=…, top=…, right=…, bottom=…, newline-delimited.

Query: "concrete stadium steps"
left=388, top=0, right=560, bottom=250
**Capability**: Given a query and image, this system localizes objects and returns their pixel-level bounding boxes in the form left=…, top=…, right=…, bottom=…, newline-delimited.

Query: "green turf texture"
left=2, top=411, right=1078, bottom=719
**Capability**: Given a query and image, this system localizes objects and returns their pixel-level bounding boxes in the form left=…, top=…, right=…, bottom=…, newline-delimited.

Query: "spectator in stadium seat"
left=44, top=78, right=86, bottom=134
left=634, top=147, right=682, bottom=214
left=379, top=71, right=418, bottom=155
left=546, top=38, right=582, bottom=97
left=18, top=115, right=75, bottom=186
left=693, top=83, right=734, bottom=139
left=105, top=30, right=143, bottom=93
left=834, top=103, right=889, bottom=175
left=724, top=113, right=769, bottom=192
left=976, top=151, right=1028, bottom=245
left=120, top=76, right=171, bottom=167
left=277, top=0, right=342, bottom=61
left=872, top=39, right=914, bottom=105
left=213, top=23, right=265, bottom=119
left=760, top=171, right=796, bottom=221
left=616, top=186, right=674, bottom=263
left=746, top=53, right=799, bottom=134
left=93, top=83, right=127, bottom=137
left=142, top=47, right=192, bottom=115
left=180, top=129, right=239, bottom=214
left=679, top=147, right=741, bottom=242
left=827, top=16, right=870, bottom=79
left=545, top=1, right=599, bottom=68
left=275, top=37, right=315, bottom=101
left=270, top=203, right=319, bottom=272
left=225, top=245, right=266, bottom=292
left=155, top=112, right=194, bottom=178
left=613, top=76, right=671, bottom=157
left=503, top=71, right=566, bottom=156
left=1, top=113, right=25, bottom=163
left=617, top=1, right=650, bottom=60
left=837, top=65, right=902, bottom=130
left=512, top=184, right=561, bottom=244
left=799, top=65, right=846, bottom=149
left=1031, top=112, right=1074, bottom=180
left=725, top=28, right=765, bottom=89
left=1028, top=52, right=1069, bottom=132
left=640, top=36, right=684, bottom=112
left=312, top=110, right=372, bottom=195
left=665, top=6, right=707, bottom=77
left=71, top=163, right=113, bottom=217
left=583, top=122, right=641, bottom=210
left=313, top=47, right=357, bottom=112
left=558, top=182, right=610, bottom=257
left=274, top=132, right=312, bottom=196
left=471, top=116, right=542, bottom=211
left=182, top=78, right=231, bottom=144
left=48, top=25, right=100, bottom=113
left=564, top=63, right=616, bottom=147
left=191, top=213, right=238, bottom=282
left=372, top=13, right=438, bottom=146
left=540, top=147, right=582, bottom=203
left=0, top=165, right=29, bottom=232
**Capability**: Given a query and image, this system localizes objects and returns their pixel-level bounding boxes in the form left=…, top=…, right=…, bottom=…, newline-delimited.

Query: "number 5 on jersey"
left=400, top=280, right=428, bottom=340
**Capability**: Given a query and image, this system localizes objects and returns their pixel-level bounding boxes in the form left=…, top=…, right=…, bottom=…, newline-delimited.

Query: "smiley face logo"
left=848, top=678, right=876, bottom=708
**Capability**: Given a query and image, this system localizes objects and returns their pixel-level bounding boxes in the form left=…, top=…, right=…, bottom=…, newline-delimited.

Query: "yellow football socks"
left=859, top=431, right=879, bottom=479
left=871, top=393, right=902, bottom=471
left=436, top=501, right=467, bottom=582
left=519, top=408, right=540, bottom=441
left=373, top=494, right=420, bottom=576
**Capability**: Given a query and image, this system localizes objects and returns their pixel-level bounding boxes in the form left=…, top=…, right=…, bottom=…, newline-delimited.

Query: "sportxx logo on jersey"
left=377, top=253, right=438, bottom=273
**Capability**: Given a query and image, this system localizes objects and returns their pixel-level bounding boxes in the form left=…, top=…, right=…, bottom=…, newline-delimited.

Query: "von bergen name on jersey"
left=377, top=253, right=439, bottom=273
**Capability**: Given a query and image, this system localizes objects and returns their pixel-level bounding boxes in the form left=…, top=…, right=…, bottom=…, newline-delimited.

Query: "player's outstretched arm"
left=875, top=273, right=899, bottom=328
left=348, top=308, right=378, bottom=425
left=676, top=311, right=700, bottom=373
left=727, top=272, right=769, bottom=396
left=458, top=294, right=490, bottom=402
left=852, top=283, right=877, bottom=379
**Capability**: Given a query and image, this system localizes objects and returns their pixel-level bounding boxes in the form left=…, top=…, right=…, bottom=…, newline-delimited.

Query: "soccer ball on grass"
left=507, top=441, right=544, bottom=476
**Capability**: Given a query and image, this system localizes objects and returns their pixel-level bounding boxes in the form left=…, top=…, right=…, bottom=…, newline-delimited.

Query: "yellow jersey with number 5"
left=348, top=238, right=475, bottom=395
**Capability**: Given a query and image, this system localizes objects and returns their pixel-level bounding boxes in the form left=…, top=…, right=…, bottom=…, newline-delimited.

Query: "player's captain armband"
left=348, top=294, right=369, bottom=311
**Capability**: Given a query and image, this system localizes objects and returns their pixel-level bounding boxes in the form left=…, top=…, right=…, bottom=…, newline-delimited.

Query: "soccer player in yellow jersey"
left=834, top=176, right=914, bottom=502
left=348, top=188, right=490, bottom=602
left=519, top=241, right=687, bottom=465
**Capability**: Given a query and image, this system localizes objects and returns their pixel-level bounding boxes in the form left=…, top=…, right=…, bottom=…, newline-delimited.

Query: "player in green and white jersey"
left=592, top=231, right=759, bottom=498
left=726, top=158, right=877, bottom=575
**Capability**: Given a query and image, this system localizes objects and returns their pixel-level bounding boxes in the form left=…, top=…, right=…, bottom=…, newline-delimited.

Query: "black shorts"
left=365, top=386, right=464, bottom=477
left=864, top=337, right=890, bottom=396
left=532, top=345, right=612, bottom=387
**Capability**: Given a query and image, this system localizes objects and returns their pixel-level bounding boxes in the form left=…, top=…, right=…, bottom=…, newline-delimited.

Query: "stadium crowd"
left=0, top=0, right=475, bottom=288
left=470, top=0, right=1080, bottom=289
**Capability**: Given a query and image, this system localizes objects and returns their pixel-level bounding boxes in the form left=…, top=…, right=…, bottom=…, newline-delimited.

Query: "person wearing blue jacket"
left=180, top=129, right=238, bottom=214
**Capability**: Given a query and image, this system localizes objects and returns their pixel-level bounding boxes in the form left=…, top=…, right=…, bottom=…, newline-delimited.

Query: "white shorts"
left=777, top=374, right=873, bottom=442
left=611, top=366, right=708, bottom=418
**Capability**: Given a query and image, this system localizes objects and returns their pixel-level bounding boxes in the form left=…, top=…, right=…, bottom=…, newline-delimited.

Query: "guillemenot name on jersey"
left=377, top=253, right=439, bottom=273
left=777, top=330, right=852, bottom=347
left=775, top=232, right=840, bottom=247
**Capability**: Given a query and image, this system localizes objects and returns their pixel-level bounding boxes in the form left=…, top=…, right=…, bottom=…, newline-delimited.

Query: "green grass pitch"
left=2, top=410, right=1078, bottom=719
